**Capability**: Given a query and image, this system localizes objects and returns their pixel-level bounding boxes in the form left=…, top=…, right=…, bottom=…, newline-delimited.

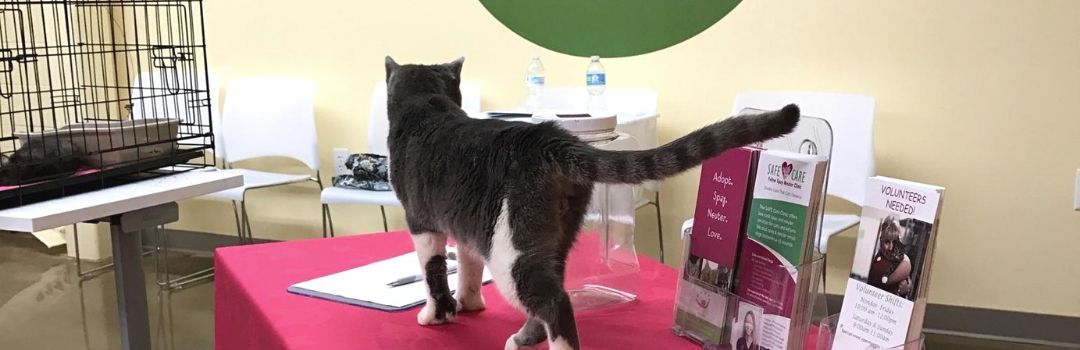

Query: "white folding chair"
left=130, top=70, right=224, bottom=157
left=320, top=81, right=481, bottom=236
left=460, top=81, right=482, bottom=117
left=70, top=70, right=225, bottom=285
left=138, top=71, right=224, bottom=288
left=203, top=77, right=328, bottom=243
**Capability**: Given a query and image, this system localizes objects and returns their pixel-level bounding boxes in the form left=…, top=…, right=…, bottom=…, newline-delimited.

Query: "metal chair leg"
left=379, top=205, right=389, bottom=232
left=314, top=176, right=335, bottom=238
left=74, top=225, right=115, bottom=279
left=321, top=204, right=330, bottom=238
left=154, top=225, right=214, bottom=290
left=326, top=205, right=336, bottom=237
left=654, top=192, right=664, bottom=263
left=155, top=225, right=167, bottom=286
left=74, top=224, right=152, bottom=281
left=822, top=253, right=828, bottom=291
left=241, top=200, right=253, bottom=244
left=164, top=267, right=215, bottom=290
left=231, top=201, right=244, bottom=244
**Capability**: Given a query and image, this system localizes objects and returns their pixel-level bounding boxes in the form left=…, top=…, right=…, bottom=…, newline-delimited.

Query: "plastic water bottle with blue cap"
left=586, top=55, right=606, bottom=112
left=525, top=56, right=545, bottom=113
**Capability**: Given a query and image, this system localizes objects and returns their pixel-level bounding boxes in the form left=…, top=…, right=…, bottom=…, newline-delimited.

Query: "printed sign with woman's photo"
left=849, top=209, right=933, bottom=301
left=833, top=177, right=945, bottom=349
left=730, top=301, right=765, bottom=350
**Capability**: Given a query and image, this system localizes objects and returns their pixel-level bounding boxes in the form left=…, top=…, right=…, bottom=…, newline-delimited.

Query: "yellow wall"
left=180, top=0, right=1080, bottom=317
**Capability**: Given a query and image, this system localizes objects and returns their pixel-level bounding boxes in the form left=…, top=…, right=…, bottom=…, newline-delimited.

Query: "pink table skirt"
left=214, top=231, right=702, bottom=350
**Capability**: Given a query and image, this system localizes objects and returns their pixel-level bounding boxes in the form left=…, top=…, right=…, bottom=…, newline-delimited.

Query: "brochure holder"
left=671, top=233, right=827, bottom=350
left=672, top=111, right=837, bottom=349
left=813, top=314, right=925, bottom=350
left=565, top=133, right=642, bottom=310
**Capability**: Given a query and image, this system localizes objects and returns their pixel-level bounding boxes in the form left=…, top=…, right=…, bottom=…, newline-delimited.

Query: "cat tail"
left=562, top=104, right=800, bottom=184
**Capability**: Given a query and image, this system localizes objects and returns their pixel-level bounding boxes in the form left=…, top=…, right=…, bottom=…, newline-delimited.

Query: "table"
left=214, top=230, right=698, bottom=350
left=473, top=111, right=658, bottom=151
left=0, top=170, right=242, bottom=350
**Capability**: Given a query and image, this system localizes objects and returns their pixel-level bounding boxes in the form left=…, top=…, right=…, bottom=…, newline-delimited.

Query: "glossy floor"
left=0, top=232, right=1070, bottom=350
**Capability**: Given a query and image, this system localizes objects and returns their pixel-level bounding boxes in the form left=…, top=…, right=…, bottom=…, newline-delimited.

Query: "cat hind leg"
left=511, top=257, right=579, bottom=350
left=410, top=232, right=457, bottom=325
left=454, top=243, right=486, bottom=312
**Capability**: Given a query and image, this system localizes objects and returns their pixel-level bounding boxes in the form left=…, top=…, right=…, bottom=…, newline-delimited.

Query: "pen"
left=387, top=266, right=458, bottom=287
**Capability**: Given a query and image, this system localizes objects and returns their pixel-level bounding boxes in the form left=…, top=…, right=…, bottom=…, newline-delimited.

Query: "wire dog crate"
left=0, top=0, right=213, bottom=209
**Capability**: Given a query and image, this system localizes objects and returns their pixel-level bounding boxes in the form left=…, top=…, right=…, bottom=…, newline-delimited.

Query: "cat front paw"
left=417, top=297, right=457, bottom=326
left=454, top=291, right=486, bottom=312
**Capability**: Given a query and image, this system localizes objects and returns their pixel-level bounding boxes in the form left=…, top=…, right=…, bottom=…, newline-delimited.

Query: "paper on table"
left=288, top=248, right=492, bottom=310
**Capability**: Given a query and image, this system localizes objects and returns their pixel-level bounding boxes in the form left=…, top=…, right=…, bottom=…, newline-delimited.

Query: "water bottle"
left=525, top=56, right=545, bottom=112
left=586, top=55, right=606, bottom=111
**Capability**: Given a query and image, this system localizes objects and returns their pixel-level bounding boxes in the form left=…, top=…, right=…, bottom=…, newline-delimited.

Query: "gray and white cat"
left=384, top=56, right=799, bottom=350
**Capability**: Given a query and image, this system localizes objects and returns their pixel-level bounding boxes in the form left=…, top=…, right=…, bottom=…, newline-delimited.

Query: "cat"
left=0, top=137, right=83, bottom=186
left=383, top=56, right=800, bottom=350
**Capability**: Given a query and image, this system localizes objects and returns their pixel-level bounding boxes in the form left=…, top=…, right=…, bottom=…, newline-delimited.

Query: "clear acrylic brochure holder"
left=672, top=110, right=836, bottom=348
left=671, top=230, right=827, bottom=350
left=565, top=132, right=641, bottom=310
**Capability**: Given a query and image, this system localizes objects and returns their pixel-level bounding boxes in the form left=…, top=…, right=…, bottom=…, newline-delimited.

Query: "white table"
left=473, top=111, right=658, bottom=150
left=474, top=110, right=660, bottom=190
left=0, top=170, right=242, bottom=350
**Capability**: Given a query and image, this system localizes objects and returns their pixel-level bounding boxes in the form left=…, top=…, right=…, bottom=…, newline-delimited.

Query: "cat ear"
left=446, top=56, right=464, bottom=77
left=385, top=56, right=399, bottom=80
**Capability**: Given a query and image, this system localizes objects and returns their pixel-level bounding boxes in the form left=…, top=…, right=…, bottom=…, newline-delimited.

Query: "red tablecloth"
left=214, top=231, right=702, bottom=350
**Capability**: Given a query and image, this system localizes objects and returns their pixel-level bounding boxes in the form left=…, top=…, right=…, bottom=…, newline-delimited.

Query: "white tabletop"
left=476, top=110, right=661, bottom=193
left=0, top=170, right=242, bottom=232
left=474, top=110, right=657, bottom=124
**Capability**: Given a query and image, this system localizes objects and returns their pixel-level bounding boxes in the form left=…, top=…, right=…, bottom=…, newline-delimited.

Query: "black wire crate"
left=0, top=0, right=214, bottom=209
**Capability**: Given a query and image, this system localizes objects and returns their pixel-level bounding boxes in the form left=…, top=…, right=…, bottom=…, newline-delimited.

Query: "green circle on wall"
left=479, top=0, right=743, bottom=58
